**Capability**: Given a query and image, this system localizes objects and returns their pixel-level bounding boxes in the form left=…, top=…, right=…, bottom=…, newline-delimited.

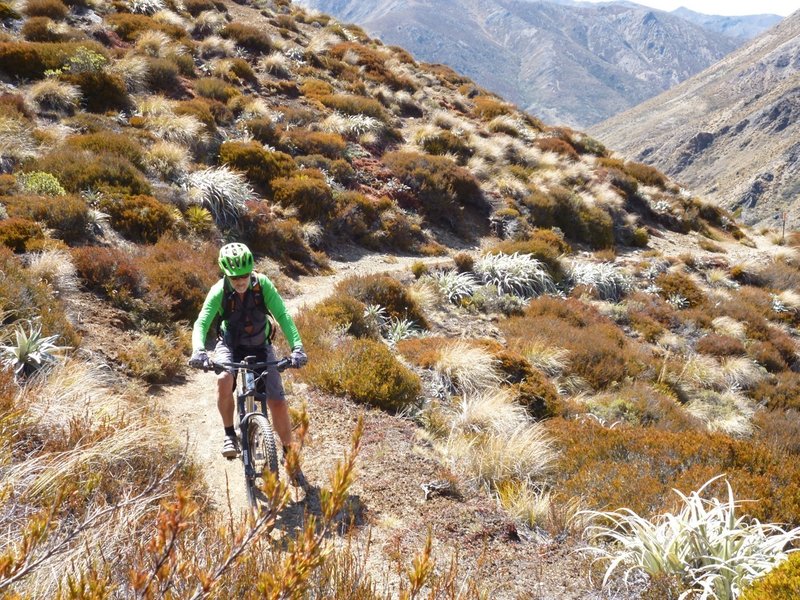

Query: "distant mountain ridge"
left=671, top=7, right=782, bottom=42
left=296, top=0, right=777, bottom=127
left=590, top=10, right=800, bottom=226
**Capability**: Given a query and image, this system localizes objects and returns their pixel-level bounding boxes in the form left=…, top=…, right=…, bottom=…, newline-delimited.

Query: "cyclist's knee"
left=217, top=371, right=233, bottom=388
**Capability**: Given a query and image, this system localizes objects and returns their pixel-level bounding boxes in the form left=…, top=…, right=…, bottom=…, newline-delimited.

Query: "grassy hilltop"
left=1, top=0, right=800, bottom=596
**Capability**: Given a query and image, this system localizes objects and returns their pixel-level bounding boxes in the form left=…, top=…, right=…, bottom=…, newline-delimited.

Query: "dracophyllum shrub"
left=474, top=252, right=556, bottom=298
left=184, top=166, right=254, bottom=228
left=583, top=476, right=800, bottom=600
left=567, top=260, right=633, bottom=302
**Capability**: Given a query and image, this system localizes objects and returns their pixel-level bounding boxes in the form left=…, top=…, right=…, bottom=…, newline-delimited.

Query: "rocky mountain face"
left=591, top=10, right=800, bottom=226
left=296, top=0, right=744, bottom=127
left=671, top=7, right=782, bottom=43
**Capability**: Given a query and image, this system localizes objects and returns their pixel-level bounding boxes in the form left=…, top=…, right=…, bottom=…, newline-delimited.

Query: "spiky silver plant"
left=567, top=261, right=632, bottom=302
left=184, top=167, right=254, bottom=228
left=385, top=317, right=419, bottom=345
left=1, top=319, right=70, bottom=379
left=428, top=270, right=476, bottom=303
left=474, top=252, right=556, bottom=298
left=583, top=476, right=800, bottom=600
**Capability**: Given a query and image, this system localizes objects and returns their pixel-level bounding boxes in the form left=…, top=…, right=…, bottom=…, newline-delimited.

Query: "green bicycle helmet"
left=218, top=243, right=254, bottom=277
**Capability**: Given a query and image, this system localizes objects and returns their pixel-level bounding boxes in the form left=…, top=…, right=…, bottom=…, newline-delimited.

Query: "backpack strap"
left=219, top=273, right=276, bottom=344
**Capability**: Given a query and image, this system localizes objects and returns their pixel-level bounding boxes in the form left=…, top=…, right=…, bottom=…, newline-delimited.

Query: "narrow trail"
left=155, top=252, right=452, bottom=516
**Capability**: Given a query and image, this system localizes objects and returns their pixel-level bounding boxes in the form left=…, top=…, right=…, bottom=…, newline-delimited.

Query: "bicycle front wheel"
left=243, top=413, right=279, bottom=508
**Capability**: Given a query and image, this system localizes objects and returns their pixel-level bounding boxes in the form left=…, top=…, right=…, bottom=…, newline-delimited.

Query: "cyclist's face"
left=229, top=273, right=250, bottom=293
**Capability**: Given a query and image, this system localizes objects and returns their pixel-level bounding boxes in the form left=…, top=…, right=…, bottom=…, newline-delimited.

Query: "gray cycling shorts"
left=213, top=341, right=286, bottom=402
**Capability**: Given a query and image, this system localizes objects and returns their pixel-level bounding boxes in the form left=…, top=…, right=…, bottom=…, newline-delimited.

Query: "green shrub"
left=0, top=41, right=105, bottom=79
left=33, top=149, right=150, bottom=196
left=2, top=194, right=89, bottom=243
left=419, top=131, right=472, bottom=163
left=320, top=94, right=389, bottom=121
left=625, top=161, right=667, bottom=189
left=17, top=171, right=66, bottom=195
left=298, top=154, right=356, bottom=186
left=63, top=71, right=130, bottom=113
left=66, top=131, right=146, bottom=170
left=303, top=337, right=420, bottom=411
left=336, top=274, right=428, bottom=329
left=311, top=293, right=373, bottom=338
left=120, top=332, right=188, bottom=383
left=271, top=173, right=335, bottom=222
left=383, top=151, right=486, bottom=233
left=145, top=57, right=180, bottom=92
left=281, top=129, right=346, bottom=159
left=106, top=13, right=185, bottom=42
left=23, top=0, right=68, bottom=20
left=218, top=141, right=295, bottom=195
left=99, top=195, right=175, bottom=243
left=740, top=552, right=800, bottom=600
left=244, top=117, right=279, bottom=145
left=194, top=77, right=239, bottom=102
left=220, top=22, right=272, bottom=54
left=0, top=217, right=44, bottom=252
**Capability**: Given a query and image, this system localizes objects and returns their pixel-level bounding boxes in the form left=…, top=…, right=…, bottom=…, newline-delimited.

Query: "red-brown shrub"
left=23, top=0, right=68, bottom=20
left=696, top=333, right=746, bottom=357
left=547, top=417, right=800, bottom=523
left=218, top=141, right=296, bottom=195
left=32, top=149, right=150, bottom=196
left=71, top=245, right=145, bottom=300
left=280, top=129, right=346, bottom=159
left=0, top=218, right=44, bottom=252
left=220, top=22, right=272, bottom=54
left=750, top=372, right=800, bottom=411
left=2, top=194, right=89, bottom=243
left=655, top=271, right=705, bottom=308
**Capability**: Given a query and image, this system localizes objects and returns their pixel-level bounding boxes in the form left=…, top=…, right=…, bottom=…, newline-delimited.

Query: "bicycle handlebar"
left=192, top=357, right=293, bottom=374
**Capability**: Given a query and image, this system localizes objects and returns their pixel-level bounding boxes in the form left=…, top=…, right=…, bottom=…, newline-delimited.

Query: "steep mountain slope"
left=591, top=10, right=800, bottom=226
left=298, top=0, right=742, bottom=127
left=3, top=0, right=800, bottom=597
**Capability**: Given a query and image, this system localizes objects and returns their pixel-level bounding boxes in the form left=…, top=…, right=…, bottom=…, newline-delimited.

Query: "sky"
left=580, top=0, right=798, bottom=16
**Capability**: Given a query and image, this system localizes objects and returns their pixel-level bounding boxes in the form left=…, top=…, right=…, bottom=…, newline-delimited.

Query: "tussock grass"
left=27, top=78, right=81, bottom=113
left=432, top=341, right=503, bottom=397
left=448, top=388, right=528, bottom=437
left=687, top=389, right=755, bottom=436
left=444, top=422, right=555, bottom=488
left=712, top=316, right=747, bottom=340
left=474, top=252, right=556, bottom=298
left=520, top=337, right=570, bottom=377
left=25, top=249, right=78, bottom=296
left=198, top=34, right=236, bottom=58
left=145, top=140, right=189, bottom=181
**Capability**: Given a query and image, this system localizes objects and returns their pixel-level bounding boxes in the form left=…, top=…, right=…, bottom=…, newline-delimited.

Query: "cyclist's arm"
left=257, top=273, right=302, bottom=349
left=192, top=279, right=224, bottom=352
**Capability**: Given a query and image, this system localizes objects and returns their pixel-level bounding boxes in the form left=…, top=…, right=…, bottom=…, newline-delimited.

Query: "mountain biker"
left=189, top=242, right=308, bottom=484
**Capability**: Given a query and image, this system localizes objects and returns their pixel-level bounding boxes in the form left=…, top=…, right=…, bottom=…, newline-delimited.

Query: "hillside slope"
left=298, top=0, right=741, bottom=127
left=591, top=9, right=800, bottom=226
left=2, top=0, right=800, bottom=597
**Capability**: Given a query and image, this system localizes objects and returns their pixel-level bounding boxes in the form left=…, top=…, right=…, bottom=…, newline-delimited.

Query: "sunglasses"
left=229, top=273, right=250, bottom=281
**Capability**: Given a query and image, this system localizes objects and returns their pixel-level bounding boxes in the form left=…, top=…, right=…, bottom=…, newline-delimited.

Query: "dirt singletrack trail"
left=156, top=252, right=451, bottom=516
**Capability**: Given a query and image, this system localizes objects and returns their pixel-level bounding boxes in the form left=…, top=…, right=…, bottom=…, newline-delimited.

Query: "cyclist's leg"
left=214, top=340, right=236, bottom=428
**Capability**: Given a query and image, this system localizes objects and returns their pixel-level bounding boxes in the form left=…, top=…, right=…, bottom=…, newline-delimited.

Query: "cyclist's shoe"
left=221, top=434, right=240, bottom=459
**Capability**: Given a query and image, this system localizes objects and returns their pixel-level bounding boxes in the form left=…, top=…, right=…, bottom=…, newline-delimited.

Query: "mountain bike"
left=198, top=355, right=292, bottom=509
